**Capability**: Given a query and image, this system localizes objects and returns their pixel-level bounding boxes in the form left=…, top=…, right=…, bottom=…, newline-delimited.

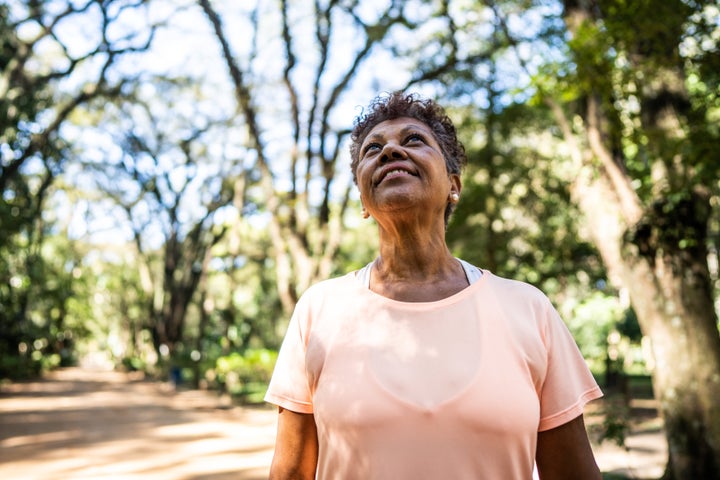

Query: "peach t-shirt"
left=265, top=269, right=602, bottom=479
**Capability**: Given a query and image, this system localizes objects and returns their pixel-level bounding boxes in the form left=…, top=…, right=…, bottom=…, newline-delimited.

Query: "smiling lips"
left=376, top=167, right=417, bottom=186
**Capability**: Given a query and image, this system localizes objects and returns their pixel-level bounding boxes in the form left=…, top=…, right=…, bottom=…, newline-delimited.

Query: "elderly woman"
left=265, top=92, right=603, bottom=479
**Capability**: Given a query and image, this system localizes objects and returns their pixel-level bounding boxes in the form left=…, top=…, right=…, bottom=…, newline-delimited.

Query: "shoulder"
left=289, top=273, right=365, bottom=341
left=298, top=272, right=358, bottom=302
left=479, top=271, right=561, bottom=340
left=293, top=272, right=363, bottom=318
left=483, top=271, right=552, bottom=307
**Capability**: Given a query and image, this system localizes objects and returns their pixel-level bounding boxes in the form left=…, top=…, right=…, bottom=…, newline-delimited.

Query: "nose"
left=380, top=143, right=406, bottom=163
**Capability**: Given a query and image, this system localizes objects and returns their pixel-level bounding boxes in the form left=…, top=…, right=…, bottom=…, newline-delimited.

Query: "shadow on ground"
left=586, top=379, right=667, bottom=480
left=0, top=368, right=276, bottom=480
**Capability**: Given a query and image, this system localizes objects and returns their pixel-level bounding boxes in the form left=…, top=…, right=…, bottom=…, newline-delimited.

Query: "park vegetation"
left=1, top=1, right=719, bottom=478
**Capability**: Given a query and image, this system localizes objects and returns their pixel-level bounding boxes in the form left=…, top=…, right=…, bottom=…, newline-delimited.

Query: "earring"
left=362, top=207, right=370, bottom=219
left=451, top=192, right=459, bottom=203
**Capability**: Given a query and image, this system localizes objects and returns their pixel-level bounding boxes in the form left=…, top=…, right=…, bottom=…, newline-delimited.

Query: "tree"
left=79, top=77, right=244, bottom=360
left=197, top=0, right=473, bottom=315
left=533, top=1, right=720, bottom=477
left=447, top=63, right=605, bottom=297
left=0, top=0, right=159, bottom=377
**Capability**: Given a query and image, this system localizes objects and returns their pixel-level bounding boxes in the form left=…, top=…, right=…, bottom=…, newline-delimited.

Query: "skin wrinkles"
left=353, top=117, right=464, bottom=301
left=355, top=117, right=460, bottom=234
left=361, top=125, right=436, bottom=158
left=362, top=128, right=442, bottom=189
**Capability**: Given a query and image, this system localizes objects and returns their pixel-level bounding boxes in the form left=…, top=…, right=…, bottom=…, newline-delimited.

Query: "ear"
left=360, top=196, right=370, bottom=218
left=449, top=174, right=462, bottom=200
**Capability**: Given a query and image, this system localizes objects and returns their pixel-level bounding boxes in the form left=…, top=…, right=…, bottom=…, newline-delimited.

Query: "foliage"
left=448, top=101, right=606, bottom=296
left=593, top=396, right=631, bottom=447
left=215, top=349, right=278, bottom=384
left=563, top=292, right=621, bottom=363
left=3, top=4, right=719, bottom=473
left=213, top=349, right=278, bottom=403
left=0, top=0, right=643, bottom=387
left=75, top=77, right=242, bottom=359
left=0, top=230, right=87, bottom=379
left=549, top=1, right=720, bottom=476
left=1, top=0, right=162, bottom=377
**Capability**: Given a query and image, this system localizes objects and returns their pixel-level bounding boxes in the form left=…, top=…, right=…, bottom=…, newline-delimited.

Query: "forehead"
left=362, top=116, right=434, bottom=142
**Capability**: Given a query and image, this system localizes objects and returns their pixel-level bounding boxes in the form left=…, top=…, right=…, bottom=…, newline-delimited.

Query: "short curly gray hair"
left=349, top=91, right=467, bottom=225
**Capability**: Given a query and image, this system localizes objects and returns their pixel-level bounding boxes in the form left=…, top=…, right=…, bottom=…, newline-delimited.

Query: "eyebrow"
left=363, top=124, right=431, bottom=145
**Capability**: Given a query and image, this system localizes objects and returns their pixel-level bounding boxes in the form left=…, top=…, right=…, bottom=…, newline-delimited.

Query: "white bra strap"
left=458, top=258, right=483, bottom=284
left=355, top=258, right=482, bottom=289
left=356, top=260, right=374, bottom=289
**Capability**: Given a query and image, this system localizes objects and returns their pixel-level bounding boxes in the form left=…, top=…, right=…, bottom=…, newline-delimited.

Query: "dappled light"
left=2, top=0, right=719, bottom=477
left=0, top=369, right=276, bottom=479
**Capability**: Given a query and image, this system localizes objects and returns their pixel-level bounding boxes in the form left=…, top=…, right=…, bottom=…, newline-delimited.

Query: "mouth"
left=375, top=165, right=418, bottom=186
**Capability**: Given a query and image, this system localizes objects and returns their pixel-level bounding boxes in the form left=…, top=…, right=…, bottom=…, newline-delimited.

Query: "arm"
left=536, top=414, right=601, bottom=480
left=268, top=407, right=318, bottom=480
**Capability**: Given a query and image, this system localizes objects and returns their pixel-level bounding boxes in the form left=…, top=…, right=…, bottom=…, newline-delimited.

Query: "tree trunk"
left=575, top=94, right=720, bottom=480
left=622, top=5, right=720, bottom=475
left=558, top=3, right=720, bottom=476
left=566, top=127, right=720, bottom=479
left=624, top=195, right=720, bottom=479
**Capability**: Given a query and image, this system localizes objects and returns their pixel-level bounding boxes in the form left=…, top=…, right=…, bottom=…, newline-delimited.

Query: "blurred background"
left=1, top=1, right=719, bottom=478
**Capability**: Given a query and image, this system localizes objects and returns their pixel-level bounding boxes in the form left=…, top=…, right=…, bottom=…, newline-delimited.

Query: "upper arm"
left=536, top=414, right=601, bottom=480
left=268, top=407, right=318, bottom=480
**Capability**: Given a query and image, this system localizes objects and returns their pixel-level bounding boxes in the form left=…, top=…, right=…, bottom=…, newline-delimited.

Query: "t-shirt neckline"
left=349, top=266, right=490, bottom=308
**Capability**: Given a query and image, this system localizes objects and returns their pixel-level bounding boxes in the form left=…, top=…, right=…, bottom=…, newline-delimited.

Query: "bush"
left=121, top=356, right=146, bottom=372
left=0, top=354, right=42, bottom=380
left=214, top=349, right=278, bottom=399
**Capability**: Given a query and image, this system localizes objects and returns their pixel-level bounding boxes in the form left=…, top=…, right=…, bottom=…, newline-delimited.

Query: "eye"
left=362, top=142, right=382, bottom=156
left=404, top=133, right=425, bottom=145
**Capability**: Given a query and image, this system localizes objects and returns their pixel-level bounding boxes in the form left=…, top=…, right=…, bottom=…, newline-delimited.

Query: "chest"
left=306, top=300, right=546, bottom=435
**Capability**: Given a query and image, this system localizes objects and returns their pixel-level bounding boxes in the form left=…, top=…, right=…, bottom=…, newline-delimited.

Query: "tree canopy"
left=2, top=0, right=719, bottom=476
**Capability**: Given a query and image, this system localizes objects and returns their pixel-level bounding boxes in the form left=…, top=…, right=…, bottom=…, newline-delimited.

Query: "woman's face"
left=355, top=117, right=460, bottom=222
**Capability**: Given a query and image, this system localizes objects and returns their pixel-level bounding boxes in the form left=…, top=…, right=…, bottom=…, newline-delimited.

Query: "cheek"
left=356, top=165, right=373, bottom=191
left=358, top=183, right=372, bottom=204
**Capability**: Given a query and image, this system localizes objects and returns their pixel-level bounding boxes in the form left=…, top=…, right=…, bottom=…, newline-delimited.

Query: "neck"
left=369, top=233, right=468, bottom=302
left=374, top=222, right=456, bottom=284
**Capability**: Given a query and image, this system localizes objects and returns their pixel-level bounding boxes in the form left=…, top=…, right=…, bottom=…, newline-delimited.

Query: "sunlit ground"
left=0, top=368, right=666, bottom=480
left=0, top=368, right=275, bottom=480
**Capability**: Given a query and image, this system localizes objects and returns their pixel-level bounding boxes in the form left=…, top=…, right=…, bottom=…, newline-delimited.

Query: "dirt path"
left=0, top=368, right=666, bottom=479
left=0, top=368, right=276, bottom=480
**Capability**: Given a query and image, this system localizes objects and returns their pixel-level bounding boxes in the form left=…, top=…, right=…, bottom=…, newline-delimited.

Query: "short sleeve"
left=537, top=302, right=603, bottom=432
left=264, top=295, right=314, bottom=414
